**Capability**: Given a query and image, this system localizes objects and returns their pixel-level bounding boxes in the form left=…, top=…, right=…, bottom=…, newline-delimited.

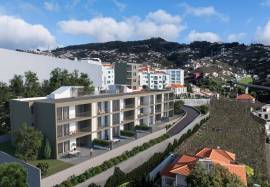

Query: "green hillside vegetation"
left=176, top=98, right=267, bottom=185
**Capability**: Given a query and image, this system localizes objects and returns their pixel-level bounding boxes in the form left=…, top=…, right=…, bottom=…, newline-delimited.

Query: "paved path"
left=167, top=106, right=200, bottom=136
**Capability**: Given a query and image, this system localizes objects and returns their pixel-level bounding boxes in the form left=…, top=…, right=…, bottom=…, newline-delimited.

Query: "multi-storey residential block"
left=162, top=69, right=185, bottom=85
left=138, top=66, right=170, bottom=90
left=102, top=64, right=114, bottom=90
left=0, top=49, right=113, bottom=90
left=114, top=62, right=141, bottom=89
left=10, top=86, right=174, bottom=158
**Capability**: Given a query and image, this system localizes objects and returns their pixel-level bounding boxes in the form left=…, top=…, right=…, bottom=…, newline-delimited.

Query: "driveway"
left=167, top=105, right=200, bottom=136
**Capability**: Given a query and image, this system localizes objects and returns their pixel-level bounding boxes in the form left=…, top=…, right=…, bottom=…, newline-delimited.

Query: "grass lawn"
left=0, top=141, right=73, bottom=177
left=176, top=98, right=266, bottom=177
left=0, top=141, right=15, bottom=156
left=239, top=76, right=253, bottom=84
left=29, top=159, right=73, bottom=178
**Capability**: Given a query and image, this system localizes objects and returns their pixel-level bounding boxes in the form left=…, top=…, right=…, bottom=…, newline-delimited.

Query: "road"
left=167, top=105, right=200, bottom=136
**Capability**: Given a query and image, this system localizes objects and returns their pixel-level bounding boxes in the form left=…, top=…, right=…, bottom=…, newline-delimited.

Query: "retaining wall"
left=180, top=99, right=210, bottom=106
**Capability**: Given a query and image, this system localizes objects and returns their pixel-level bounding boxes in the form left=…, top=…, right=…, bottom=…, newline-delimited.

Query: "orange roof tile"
left=161, top=148, right=247, bottom=186
left=167, top=84, right=186, bottom=89
left=236, top=94, right=255, bottom=100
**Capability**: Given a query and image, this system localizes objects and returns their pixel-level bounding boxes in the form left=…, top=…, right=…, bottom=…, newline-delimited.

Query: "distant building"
left=161, top=147, right=247, bottom=187
left=0, top=48, right=113, bottom=90
left=162, top=69, right=185, bottom=85
left=138, top=66, right=169, bottom=90
left=166, top=84, right=187, bottom=96
left=101, top=64, right=114, bottom=90
left=253, top=104, right=270, bottom=121
left=236, top=94, right=255, bottom=103
left=114, top=62, right=141, bottom=89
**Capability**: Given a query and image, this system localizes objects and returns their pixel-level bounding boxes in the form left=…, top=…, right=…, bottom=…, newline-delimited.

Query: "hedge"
left=92, top=139, right=110, bottom=147
left=120, top=130, right=135, bottom=137
left=135, top=125, right=151, bottom=131
left=55, top=134, right=169, bottom=187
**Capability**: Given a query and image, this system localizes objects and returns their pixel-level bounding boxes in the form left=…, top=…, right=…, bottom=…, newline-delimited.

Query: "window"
left=63, top=124, right=69, bottom=136
left=63, top=107, right=69, bottom=120
left=57, top=107, right=63, bottom=121
left=64, top=141, right=70, bottom=152
left=58, top=143, right=63, bottom=154
left=57, top=126, right=63, bottom=138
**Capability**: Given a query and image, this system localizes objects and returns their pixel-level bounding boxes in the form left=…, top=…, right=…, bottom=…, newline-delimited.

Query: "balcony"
left=57, top=127, right=91, bottom=141
left=76, top=111, right=91, bottom=118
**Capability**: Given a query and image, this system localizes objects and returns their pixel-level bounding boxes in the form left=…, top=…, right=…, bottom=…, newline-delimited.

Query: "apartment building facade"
left=138, top=66, right=170, bottom=90
left=162, top=69, right=185, bottom=85
left=114, top=62, right=141, bottom=89
left=101, top=64, right=114, bottom=90
left=10, top=87, right=174, bottom=158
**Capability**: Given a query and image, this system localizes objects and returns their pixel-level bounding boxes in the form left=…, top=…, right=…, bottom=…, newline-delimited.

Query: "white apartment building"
left=162, top=69, right=185, bottom=85
left=101, top=64, right=115, bottom=90
left=138, top=66, right=170, bottom=90
left=0, top=48, right=113, bottom=90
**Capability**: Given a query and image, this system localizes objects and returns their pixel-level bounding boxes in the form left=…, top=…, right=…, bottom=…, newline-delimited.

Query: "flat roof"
left=28, top=89, right=173, bottom=104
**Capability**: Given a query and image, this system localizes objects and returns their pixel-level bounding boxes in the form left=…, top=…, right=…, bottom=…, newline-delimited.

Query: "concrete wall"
left=41, top=127, right=167, bottom=187
left=77, top=113, right=209, bottom=187
left=0, top=48, right=103, bottom=88
left=180, top=99, right=210, bottom=106
left=0, top=151, right=41, bottom=187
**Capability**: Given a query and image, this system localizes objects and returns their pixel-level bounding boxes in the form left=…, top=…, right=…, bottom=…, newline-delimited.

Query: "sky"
left=1, top=0, right=270, bottom=50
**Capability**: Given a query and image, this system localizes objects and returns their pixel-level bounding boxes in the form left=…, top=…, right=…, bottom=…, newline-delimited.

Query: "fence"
left=0, top=151, right=41, bottom=187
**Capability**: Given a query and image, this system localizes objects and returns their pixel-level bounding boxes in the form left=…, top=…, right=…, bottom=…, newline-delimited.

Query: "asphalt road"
left=167, top=105, right=200, bottom=136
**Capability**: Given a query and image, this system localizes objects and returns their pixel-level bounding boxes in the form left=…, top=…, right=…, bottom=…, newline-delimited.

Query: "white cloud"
left=187, top=30, right=221, bottom=43
left=227, top=33, right=246, bottom=42
left=58, top=9, right=184, bottom=42
left=256, top=20, right=270, bottom=45
left=113, top=0, right=126, bottom=12
left=181, top=3, right=229, bottom=22
left=0, top=15, right=57, bottom=50
left=44, top=1, right=59, bottom=12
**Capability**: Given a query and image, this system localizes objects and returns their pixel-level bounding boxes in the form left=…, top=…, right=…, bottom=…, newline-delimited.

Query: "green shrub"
left=135, top=125, right=151, bottom=131
left=36, top=162, right=49, bottom=176
left=93, top=139, right=110, bottom=147
left=43, top=138, right=52, bottom=159
left=120, top=130, right=135, bottom=137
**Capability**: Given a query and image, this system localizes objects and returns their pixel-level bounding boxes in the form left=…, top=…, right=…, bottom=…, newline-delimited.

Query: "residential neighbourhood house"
left=161, top=147, right=247, bottom=187
left=10, top=86, right=174, bottom=159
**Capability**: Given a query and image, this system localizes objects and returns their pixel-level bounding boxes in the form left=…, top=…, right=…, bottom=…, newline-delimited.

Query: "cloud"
left=113, top=0, right=126, bottom=12
left=227, top=33, right=246, bottom=42
left=256, top=20, right=270, bottom=45
left=58, top=9, right=184, bottom=42
left=0, top=15, right=57, bottom=50
left=187, top=30, right=221, bottom=43
left=181, top=3, right=229, bottom=22
left=44, top=1, right=59, bottom=12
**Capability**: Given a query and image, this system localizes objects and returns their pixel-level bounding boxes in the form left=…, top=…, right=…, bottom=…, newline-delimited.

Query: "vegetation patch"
left=92, top=139, right=110, bottom=147
left=120, top=130, right=135, bottom=137
left=176, top=98, right=267, bottom=185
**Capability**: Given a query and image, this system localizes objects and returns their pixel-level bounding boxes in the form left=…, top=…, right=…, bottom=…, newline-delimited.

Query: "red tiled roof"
left=167, top=84, right=186, bottom=89
left=236, top=94, right=255, bottom=100
left=161, top=148, right=247, bottom=186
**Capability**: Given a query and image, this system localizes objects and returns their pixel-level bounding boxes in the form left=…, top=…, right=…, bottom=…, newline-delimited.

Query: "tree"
left=14, top=123, right=43, bottom=161
left=9, top=75, right=24, bottom=97
left=187, top=164, right=245, bottom=187
left=0, top=82, right=12, bottom=134
left=0, top=163, right=28, bottom=187
left=24, top=71, right=40, bottom=97
left=174, top=100, right=184, bottom=115
left=36, top=162, right=49, bottom=176
left=105, top=167, right=126, bottom=187
left=43, top=138, right=52, bottom=159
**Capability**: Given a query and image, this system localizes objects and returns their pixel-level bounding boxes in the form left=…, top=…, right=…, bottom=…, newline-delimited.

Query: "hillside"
left=176, top=98, right=267, bottom=183
left=49, top=38, right=270, bottom=86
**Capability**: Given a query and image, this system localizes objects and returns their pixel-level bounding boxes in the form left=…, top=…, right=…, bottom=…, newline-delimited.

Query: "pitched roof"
left=161, top=148, right=247, bottom=186
left=236, top=94, right=255, bottom=100
left=167, top=84, right=186, bottom=89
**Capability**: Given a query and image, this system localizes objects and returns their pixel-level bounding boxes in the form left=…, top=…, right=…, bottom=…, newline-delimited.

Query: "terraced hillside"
left=176, top=98, right=266, bottom=180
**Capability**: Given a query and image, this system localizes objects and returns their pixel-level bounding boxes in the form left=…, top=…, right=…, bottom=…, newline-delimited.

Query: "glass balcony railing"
left=76, top=111, right=91, bottom=118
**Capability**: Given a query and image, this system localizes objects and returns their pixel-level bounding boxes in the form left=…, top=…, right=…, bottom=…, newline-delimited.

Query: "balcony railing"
left=76, top=111, right=91, bottom=118
left=124, top=115, right=134, bottom=121
left=124, top=103, right=135, bottom=109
